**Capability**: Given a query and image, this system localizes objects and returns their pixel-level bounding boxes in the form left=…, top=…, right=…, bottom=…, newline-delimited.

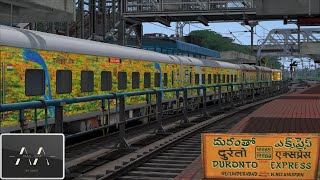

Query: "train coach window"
left=218, top=74, right=221, bottom=83
left=81, top=71, right=94, bottom=92
left=171, top=71, right=174, bottom=86
left=144, top=72, right=151, bottom=88
left=185, top=70, right=189, bottom=83
left=208, top=74, right=212, bottom=84
left=231, top=75, right=233, bottom=83
left=227, top=75, right=230, bottom=83
left=222, top=74, right=226, bottom=83
left=118, top=72, right=127, bottom=90
left=214, top=74, right=217, bottom=84
left=202, top=74, right=206, bottom=85
left=155, top=73, right=160, bottom=87
left=132, top=72, right=140, bottom=89
left=164, top=73, right=168, bottom=87
left=56, top=70, right=72, bottom=94
left=101, top=71, right=112, bottom=91
left=25, top=69, right=45, bottom=96
left=195, top=74, right=200, bottom=85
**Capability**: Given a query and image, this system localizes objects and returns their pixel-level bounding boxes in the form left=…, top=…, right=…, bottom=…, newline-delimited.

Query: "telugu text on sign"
left=202, top=133, right=319, bottom=179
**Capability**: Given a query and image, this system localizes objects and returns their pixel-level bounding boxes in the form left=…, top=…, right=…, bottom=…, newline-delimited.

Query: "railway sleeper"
left=175, top=144, right=201, bottom=149
left=127, top=171, right=178, bottom=178
left=158, top=152, right=199, bottom=157
left=153, top=156, right=196, bottom=161
left=165, top=149, right=200, bottom=154
left=117, top=176, right=169, bottom=180
left=178, top=142, right=201, bottom=145
left=142, top=162, right=188, bottom=169
left=134, top=166, right=184, bottom=173
left=148, top=159, right=194, bottom=164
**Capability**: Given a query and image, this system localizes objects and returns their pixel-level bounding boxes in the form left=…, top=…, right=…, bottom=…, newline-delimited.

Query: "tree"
left=262, top=57, right=282, bottom=69
left=188, top=30, right=250, bottom=54
left=188, top=30, right=281, bottom=69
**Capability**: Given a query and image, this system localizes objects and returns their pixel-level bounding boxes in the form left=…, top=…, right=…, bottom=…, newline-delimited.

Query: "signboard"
left=202, top=134, right=320, bottom=179
left=108, top=58, right=121, bottom=64
left=298, top=17, right=320, bottom=26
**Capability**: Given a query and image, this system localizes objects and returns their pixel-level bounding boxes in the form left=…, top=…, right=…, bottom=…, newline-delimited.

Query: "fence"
left=0, top=81, right=288, bottom=148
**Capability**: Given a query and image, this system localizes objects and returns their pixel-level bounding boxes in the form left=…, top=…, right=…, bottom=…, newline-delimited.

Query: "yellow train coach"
left=0, top=25, right=282, bottom=128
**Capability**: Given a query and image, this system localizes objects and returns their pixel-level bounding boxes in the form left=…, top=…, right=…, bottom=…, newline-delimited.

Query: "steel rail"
left=93, top=92, right=287, bottom=180
left=67, top=83, right=290, bottom=179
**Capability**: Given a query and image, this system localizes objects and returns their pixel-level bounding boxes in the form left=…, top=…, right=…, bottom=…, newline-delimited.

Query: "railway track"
left=114, top=109, right=256, bottom=180
left=64, top=83, right=295, bottom=180
left=65, top=114, right=183, bottom=172
left=70, top=92, right=287, bottom=180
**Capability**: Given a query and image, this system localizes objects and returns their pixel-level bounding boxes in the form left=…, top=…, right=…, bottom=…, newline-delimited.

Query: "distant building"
left=128, top=35, right=256, bottom=64
left=144, top=33, right=168, bottom=38
left=128, top=36, right=220, bottom=59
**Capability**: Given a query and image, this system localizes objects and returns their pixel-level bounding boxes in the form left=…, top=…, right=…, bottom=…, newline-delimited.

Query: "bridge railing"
left=0, top=81, right=288, bottom=148
left=125, top=0, right=256, bottom=13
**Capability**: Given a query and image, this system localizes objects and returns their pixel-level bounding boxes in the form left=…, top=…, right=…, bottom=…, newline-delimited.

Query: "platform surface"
left=174, top=84, right=320, bottom=180
left=229, top=84, right=320, bottom=133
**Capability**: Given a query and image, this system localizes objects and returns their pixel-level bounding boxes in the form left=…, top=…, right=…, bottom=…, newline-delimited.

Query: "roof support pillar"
left=118, top=0, right=125, bottom=46
left=79, top=0, right=84, bottom=39
left=101, top=0, right=106, bottom=41
left=136, top=23, right=143, bottom=48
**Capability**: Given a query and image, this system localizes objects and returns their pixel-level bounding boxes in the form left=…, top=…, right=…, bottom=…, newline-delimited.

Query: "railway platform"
left=229, top=83, right=320, bottom=133
left=174, top=82, right=320, bottom=180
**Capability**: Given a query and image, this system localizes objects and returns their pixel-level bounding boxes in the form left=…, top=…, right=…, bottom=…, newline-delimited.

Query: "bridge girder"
left=122, top=0, right=310, bottom=23
left=257, top=28, right=320, bottom=64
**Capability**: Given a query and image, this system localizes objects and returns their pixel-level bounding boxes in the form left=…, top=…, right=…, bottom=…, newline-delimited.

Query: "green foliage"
left=263, top=57, right=282, bottom=69
left=188, top=30, right=250, bottom=54
left=188, top=30, right=282, bottom=69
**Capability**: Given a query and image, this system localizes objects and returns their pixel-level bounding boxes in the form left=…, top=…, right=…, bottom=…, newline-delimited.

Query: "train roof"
left=213, top=60, right=241, bottom=69
left=254, top=66, right=273, bottom=72
left=177, top=56, right=241, bottom=69
left=176, top=56, right=203, bottom=66
left=272, top=69, right=282, bottom=72
left=184, top=56, right=220, bottom=67
left=0, top=25, right=237, bottom=68
left=0, top=26, right=277, bottom=72
left=238, top=64, right=256, bottom=71
left=0, top=25, right=178, bottom=64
